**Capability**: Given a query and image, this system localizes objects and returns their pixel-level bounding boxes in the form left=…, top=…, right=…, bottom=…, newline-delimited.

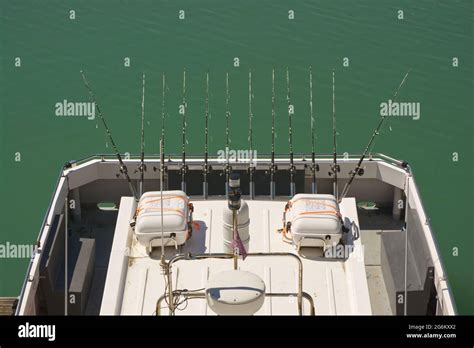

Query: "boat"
left=13, top=68, right=456, bottom=316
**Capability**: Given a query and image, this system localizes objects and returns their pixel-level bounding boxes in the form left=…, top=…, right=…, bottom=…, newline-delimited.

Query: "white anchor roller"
left=205, top=270, right=266, bottom=315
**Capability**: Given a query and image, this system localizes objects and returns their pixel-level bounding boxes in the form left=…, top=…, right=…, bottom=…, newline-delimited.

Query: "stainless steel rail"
left=70, top=152, right=406, bottom=169
left=163, top=252, right=304, bottom=315
left=155, top=291, right=315, bottom=316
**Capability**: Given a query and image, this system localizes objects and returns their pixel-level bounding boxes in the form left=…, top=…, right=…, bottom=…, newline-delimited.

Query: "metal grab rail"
left=155, top=291, right=315, bottom=316
left=70, top=152, right=406, bottom=169
left=162, top=252, right=304, bottom=315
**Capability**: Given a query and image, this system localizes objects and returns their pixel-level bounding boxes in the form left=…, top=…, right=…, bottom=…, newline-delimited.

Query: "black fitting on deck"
left=228, top=173, right=241, bottom=211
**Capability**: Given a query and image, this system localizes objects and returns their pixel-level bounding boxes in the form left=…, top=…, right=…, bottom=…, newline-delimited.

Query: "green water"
left=0, top=0, right=472, bottom=313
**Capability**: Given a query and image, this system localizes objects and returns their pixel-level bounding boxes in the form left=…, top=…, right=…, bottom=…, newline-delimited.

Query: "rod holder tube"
left=203, top=182, right=208, bottom=199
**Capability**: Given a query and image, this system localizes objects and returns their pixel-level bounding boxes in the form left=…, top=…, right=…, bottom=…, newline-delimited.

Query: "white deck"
left=101, top=197, right=372, bottom=315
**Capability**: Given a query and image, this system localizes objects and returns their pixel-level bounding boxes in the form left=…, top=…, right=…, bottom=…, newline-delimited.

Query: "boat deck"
left=101, top=197, right=372, bottom=315
left=0, top=297, right=16, bottom=316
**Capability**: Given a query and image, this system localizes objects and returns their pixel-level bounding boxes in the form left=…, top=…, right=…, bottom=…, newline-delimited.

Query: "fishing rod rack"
left=71, top=152, right=407, bottom=168
left=79, top=69, right=410, bottom=202
left=65, top=152, right=409, bottom=199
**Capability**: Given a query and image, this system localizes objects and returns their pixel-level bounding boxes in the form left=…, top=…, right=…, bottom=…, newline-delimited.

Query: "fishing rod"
left=160, top=72, right=167, bottom=190
left=329, top=69, right=339, bottom=201
left=267, top=68, right=277, bottom=200
left=180, top=68, right=188, bottom=192
left=247, top=68, right=256, bottom=199
left=308, top=66, right=319, bottom=193
left=202, top=71, right=212, bottom=199
left=287, top=67, right=296, bottom=196
left=138, top=72, right=146, bottom=196
left=223, top=72, right=232, bottom=198
left=339, top=69, right=411, bottom=202
left=80, top=70, right=139, bottom=202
